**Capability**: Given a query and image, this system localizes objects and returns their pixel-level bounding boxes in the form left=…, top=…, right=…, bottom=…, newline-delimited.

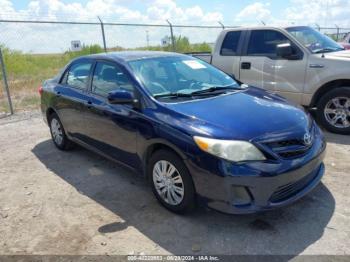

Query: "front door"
left=239, top=29, right=307, bottom=103
left=82, top=60, right=140, bottom=167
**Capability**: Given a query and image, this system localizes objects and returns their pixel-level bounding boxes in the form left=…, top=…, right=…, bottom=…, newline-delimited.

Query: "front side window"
left=66, top=62, right=92, bottom=90
left=286, top=26, right=344, bottom=53
left=247, top=30, right=292, bottom=57
left=92, top=62, right=134, bottom=97
left=128, top=56, right=238, bottom=98
left=220, top=31, right=242, bottom=55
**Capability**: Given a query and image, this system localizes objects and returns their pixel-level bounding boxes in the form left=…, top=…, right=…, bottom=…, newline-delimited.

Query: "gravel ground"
left=0, top=111, right=349, bottom=256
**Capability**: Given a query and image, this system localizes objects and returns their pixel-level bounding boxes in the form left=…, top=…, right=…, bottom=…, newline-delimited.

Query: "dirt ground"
left=0, top=111, right=349, bottom=256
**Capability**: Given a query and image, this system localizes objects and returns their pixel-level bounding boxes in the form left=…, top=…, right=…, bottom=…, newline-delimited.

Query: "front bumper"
left=186, top=130, right=326, bottom=214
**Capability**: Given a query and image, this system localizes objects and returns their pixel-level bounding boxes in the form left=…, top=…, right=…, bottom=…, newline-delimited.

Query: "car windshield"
left=286, top=26, right=344, bottom=53
left=128, top=56, right=239, bottom=99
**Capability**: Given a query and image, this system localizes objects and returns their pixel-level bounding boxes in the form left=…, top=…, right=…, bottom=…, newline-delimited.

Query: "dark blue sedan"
left=40, top=51, right=326, bottom=214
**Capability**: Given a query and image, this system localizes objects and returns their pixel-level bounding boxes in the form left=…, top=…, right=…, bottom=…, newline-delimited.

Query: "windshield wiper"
left=153, top=92, right=193, bottom=98
left=153, top=85, right=243, bottom=99
left=314, top=47, right=343, bottom=54
left=190, top=85, right=242, bottom=96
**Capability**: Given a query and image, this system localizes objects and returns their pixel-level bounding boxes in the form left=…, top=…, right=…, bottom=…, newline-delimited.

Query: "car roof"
left=221, top=25, right=309, bottom=32
left=80, top=51, right=186, bottom=63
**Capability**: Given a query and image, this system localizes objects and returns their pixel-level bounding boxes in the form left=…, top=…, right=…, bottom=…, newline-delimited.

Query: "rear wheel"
left=49, top=113, right=74, bottom=150
left=317, top=87, right=350, bottom=135
left=148, top=150, right=195, bottom=214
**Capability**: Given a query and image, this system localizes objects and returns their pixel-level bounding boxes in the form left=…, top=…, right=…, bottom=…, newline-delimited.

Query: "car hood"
left=324, top=49, right=350, bottom=59
left=159, top=87, right=311, bottom=141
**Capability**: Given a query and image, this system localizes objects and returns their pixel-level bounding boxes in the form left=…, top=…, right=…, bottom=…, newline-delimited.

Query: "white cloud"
left=0, top=0, right=14, bottom=12
left=0, top=0, right=224, bottom=53
left=284, top=0, right=350, bottom=27
left=235, top=2, right=271, bottom=22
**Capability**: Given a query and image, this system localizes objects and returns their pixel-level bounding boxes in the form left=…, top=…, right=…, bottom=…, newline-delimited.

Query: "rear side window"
left=65, top=61, right=92, bottom=90
left=92, top=62, right=134, bottom=97
left=247, top=30, right=291, bottom=57
left=220, top=31, right=241, bottom=56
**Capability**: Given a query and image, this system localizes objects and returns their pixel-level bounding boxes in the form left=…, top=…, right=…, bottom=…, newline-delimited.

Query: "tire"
left=148, top=149, right=196, bottom=214
left=316, top=87, right=350, bottom=135
left=49, top=113, right=74, bottom=150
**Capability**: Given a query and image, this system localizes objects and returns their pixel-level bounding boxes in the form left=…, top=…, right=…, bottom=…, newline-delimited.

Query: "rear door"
left=239, top=29, right=307, bottom=103
left=211, top=30, right=244, bottom=79
left=54, top=59, right=93, bottom=139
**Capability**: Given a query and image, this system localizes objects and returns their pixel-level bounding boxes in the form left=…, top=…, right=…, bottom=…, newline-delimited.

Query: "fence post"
left=0, top=48, right=14, bottom=115
left=218, top=21, right=225, bottom=30
left=315, top=23, right=321, bottom=31
left=335, top=24, right=340, bottom=41
left=166, top=19, right=176, bottom=52
left=98, top=16, right=107, bottom=52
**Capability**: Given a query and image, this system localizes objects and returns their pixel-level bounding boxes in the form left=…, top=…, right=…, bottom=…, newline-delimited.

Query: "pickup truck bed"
left=185, top=52, right=212, bottom=64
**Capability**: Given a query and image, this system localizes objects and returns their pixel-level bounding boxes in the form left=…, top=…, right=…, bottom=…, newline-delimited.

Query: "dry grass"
left=0, top=79, right=41, bottom=112
left=1, top=71, right=59, bottom=113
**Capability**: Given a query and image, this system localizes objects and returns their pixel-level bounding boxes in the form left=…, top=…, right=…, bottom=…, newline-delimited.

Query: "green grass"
left=0, top=37, right=211, bottom=113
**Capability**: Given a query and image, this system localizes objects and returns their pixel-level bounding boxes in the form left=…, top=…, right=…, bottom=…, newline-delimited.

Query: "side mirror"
left=107, top=90, right=137, bottom=105
left=276, top=43, right=293, bottom=59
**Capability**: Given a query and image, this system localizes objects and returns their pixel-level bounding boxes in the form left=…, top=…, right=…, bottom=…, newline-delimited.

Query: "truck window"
left=247, top=30, right=291, bottom=58
left=220, top=31, right=241, bottom=56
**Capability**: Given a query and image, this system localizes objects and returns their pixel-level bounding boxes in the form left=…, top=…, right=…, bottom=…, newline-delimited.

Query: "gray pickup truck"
left=190, top=26, right=350, bottom=134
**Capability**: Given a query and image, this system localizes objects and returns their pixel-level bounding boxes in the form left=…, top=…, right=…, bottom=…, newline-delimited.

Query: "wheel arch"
left=310, top=79, right=350, bottom=107
left=142, top=140, right=188, bottom=177
left=46, top=107, right=58, bottom=123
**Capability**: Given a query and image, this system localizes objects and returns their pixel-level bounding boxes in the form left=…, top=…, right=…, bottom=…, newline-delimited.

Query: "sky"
left=0, top=0, right=349, bottom=53
left=4, top=0, right=350, bottom=26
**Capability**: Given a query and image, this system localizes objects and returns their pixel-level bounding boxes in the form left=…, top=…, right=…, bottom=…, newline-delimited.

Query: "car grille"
left=269, top=166, right=319, bottom=203
left=264, top=138, right=312, bottom=159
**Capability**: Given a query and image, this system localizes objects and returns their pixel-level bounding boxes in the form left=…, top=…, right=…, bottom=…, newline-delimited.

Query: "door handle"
left=241, top=62, right=251, bottom=70
left=309, top=64, right=324, bottom=68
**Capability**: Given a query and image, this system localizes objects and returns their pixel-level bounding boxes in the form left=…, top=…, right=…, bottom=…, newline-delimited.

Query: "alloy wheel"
left=324, top=97, right=350, bottom=129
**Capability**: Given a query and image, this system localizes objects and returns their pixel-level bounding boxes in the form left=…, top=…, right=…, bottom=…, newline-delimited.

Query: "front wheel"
left=317, top=87, right=350, bottom=135
left=148, top=150, right=196, bottom=214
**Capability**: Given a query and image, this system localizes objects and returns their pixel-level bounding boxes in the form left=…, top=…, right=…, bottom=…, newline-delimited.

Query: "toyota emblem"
left=303, top=132, right=312, bottom=146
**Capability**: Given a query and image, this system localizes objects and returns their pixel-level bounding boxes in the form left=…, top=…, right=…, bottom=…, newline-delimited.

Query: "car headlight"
left=194, top=136, right=266, bottom=162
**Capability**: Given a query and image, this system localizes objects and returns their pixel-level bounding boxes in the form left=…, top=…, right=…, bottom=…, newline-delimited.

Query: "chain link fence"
left=316, top=26, right=350, bottom=41
left=0, top=19, right=234, bottom=115
left=0, top=18, right=349, bottom=115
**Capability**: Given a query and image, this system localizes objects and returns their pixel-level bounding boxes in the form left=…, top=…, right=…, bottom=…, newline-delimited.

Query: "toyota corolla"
left=40, top=51, right=326, bottom=214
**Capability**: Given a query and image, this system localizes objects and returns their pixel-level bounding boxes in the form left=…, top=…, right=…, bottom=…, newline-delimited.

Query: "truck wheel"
left=317, top=87, right=350, bottom=135
left=148, top=149, right=196, bottom=214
